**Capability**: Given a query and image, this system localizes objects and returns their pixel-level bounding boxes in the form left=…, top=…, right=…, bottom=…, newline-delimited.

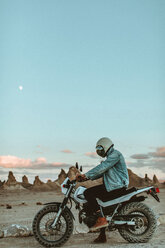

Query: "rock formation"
left=31, top=176, right=59, bottom=191
left=153, top=174, right=159, bottom=185
left=3, top=224, right=31, bottom=237
left=56, top=169, right=67, bottom=184
left=22, top=175, right=29, bottom=184
left=55, top=166, right=160, bottom=188
left=2, top=171, right=26, bottom=191
left=21, top=175, right=32, bottom=189
left=6, top=171, right=17, bottom=186
left=46, top=179, right=59, bottom=190
left=32, top=176, right=46, bottom=190
left=128, top=170, right=157, bottom=187
left=67, top=166, right=79, bottom=180
left=0, top=180, right=5, bottom=187
left=1, top=166, right=162, bottom=192
left=33, top=176, right=44, bottom=186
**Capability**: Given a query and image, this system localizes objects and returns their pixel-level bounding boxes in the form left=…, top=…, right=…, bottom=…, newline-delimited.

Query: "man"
left=76, top=137, right=129, bottom=243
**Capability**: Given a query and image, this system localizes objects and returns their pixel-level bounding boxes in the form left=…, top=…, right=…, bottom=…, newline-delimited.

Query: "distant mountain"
left=57, top=166, right=162, bottom=189
left=0, top=167, right=163, bottom=192
left=2, top=171, right=26, bottom=191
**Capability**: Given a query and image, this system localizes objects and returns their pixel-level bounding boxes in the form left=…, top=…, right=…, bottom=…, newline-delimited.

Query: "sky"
left=0, top=0, right=165, bottom=183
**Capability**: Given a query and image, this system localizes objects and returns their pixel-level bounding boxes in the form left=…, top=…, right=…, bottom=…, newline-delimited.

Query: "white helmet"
left=96, top=137, right=113, bottom=157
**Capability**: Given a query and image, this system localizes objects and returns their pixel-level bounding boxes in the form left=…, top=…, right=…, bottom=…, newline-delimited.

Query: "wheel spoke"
left=38, top=210, right=67, bottom=242
left=33, top=205, right=73, bottom=247
left=118, top=202, right=157, bottom=243
left=127, top=211, right=148, bottom=235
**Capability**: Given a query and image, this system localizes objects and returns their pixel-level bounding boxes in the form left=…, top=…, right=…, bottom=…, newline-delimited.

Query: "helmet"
left=96, top=137, right=113, bottom=157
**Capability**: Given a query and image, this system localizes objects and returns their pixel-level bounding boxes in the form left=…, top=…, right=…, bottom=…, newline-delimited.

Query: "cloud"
left=0, top=156, right=31, bottom=168
left=85, top=152, right=98, bottom=159
left=0, top=155, right=70, bottom=169
left=129, top=146, right=165, bottom=173
left=61, top=149, right=73, bottom=154
left=130, top=154, right=150, bottom=159
left=34, top=157, right=47, bottom=164
left=148, top=147, right=165, bottom=158
left=131, top=147, right=165, bottom=160
left=128, top=158, right=165, bottom=172
left=30, top=162, right=70, bottom=170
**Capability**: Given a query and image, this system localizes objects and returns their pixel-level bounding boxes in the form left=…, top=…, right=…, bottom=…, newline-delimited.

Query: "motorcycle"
left=32, top=165, right=160, bottom=247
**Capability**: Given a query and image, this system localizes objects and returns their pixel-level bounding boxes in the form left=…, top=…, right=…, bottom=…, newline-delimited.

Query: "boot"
left=90, top=217, right=108, bottom=232
left=93, top=228, right=107, bottom=243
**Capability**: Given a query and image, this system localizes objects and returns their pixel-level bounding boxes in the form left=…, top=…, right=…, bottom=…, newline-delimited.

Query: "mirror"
left=75, top=162, right=79, bottom=169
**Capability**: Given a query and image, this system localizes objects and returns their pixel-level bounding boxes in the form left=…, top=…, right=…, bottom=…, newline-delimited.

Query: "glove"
left=76, top=174, right=87, bottom=182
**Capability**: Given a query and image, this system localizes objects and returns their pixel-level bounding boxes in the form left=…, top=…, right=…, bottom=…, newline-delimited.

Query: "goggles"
left=96, top=145, right=105, bottom=157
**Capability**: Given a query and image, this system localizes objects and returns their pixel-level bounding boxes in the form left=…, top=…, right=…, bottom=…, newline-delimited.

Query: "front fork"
left=51, top=208, right=63, bottom=228
left=51, top=184, right=74, bottom=228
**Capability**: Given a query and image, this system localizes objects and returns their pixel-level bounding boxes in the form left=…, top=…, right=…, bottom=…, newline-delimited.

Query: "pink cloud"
left=0, top=156, right=46, bottom=168
left=85, top=152, right=98, bottom=159
left=149, top=147, right=165, bottom=158
left=0, top=156, right=32, bottom=168
left=0, top=155, right=69, bottom=169
left=61, top=149, right=73, bottom=153
left=34, top=157, right=47, bottom=164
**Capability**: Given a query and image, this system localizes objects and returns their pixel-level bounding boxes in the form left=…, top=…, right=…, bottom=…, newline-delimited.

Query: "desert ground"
left=0, top=188, right=165, bottom=248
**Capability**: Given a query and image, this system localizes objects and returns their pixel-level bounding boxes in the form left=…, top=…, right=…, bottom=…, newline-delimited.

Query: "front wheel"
left=32, top=204, right=73, bottom=247
left=118, top=202, right=157, bottom=243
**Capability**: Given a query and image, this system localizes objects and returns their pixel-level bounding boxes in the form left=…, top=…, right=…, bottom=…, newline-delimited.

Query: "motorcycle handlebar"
left=70, top=179, right=77, bottom=184
left=70, top=177, right=89, bottom=184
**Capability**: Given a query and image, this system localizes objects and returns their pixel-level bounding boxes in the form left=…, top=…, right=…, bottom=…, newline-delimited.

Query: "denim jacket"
left=85, top=147, right=129, bottom=192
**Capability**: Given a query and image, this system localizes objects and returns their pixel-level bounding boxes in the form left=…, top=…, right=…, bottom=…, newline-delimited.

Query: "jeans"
left=84, top=183, right=126, bottom=215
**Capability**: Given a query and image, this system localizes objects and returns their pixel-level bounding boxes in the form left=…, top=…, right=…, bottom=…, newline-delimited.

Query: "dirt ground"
left=0, top=188, right=165, bottom=248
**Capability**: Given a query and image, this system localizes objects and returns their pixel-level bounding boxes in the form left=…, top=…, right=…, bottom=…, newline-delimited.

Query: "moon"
left=19, top=86, right=23, bottom=91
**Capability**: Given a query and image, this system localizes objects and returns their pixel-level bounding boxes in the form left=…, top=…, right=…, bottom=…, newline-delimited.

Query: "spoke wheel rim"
left=128, top=211, right=149, bottom=235
left=38, top=211, right=67, bottom=242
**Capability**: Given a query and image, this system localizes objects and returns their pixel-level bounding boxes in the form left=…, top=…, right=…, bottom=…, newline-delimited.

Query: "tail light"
left=147, top=187, right=160, bottom=194
left=156, top=187, right=160, bottom=193
left=147, top=187, right=160, bottom=202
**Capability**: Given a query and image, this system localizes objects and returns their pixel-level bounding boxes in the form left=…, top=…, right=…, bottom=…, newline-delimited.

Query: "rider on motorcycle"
left=76, top=137, right=129, bottom=243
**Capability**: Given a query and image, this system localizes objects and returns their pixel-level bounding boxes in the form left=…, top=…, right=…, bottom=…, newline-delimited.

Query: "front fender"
left=44, top=201, right=75, bottom=220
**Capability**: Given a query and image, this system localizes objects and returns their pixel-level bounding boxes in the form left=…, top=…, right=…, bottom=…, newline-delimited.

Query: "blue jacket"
left=85, top=147, right=129, bottom=192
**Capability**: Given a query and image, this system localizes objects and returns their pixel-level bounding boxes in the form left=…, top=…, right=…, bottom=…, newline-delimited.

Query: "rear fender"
left=129, top=195, right=147, bottom=203
left=117, top=196, right=147, bottom=212
left=147, top=188, right=160, bottom=202
left=44, top=202, right=75, bottom=220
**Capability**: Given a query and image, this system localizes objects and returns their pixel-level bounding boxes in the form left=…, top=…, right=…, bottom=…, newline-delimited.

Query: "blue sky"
left=0, top=0, right=165, bottom=182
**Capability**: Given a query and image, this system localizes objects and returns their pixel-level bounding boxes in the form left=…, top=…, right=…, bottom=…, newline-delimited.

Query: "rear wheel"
left=118, top=202, right=157, bottom=243
left=32, top=204, right=73, bottom=247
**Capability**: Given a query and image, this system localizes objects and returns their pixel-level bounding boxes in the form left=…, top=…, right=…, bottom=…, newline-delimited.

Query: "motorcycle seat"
left=97, top=186, right=152, bottom=208
left=125, top=187, right=137, bottom=194
left=99, top=187, right=137, bottom=202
